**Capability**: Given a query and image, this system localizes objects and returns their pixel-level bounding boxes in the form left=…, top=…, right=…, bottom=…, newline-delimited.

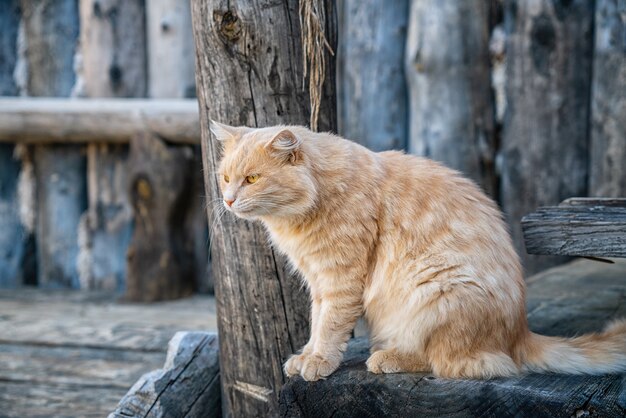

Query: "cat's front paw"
left=300, top=353, right=340, bottom=381
left=284, top=353, right=307, bottom=377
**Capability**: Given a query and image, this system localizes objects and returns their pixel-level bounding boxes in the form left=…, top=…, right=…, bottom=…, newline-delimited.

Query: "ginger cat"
left=212, top=122, right=626, bottom=381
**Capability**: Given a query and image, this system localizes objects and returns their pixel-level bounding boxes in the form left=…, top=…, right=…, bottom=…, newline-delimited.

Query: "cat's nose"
left=224, top=198, right=235, bottom=207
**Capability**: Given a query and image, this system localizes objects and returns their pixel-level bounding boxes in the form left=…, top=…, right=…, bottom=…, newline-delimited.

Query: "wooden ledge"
left=0, top=98, right=200, bottom=144
left=280, top=260, right=626, bottom=417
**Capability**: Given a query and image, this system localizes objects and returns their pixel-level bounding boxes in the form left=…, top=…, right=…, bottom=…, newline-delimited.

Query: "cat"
left=211, top=121, right=626, bottom=381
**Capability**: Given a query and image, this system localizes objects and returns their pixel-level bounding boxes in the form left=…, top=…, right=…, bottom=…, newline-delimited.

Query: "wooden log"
left=0, top=0, right=27, bottom=288
left=191, top=0, right=337, bottom=415
left=521, top=205, right=626, bottom=259
left=0, top=98, right=200, bottom=144
left=590, top=0, right=626, bottom=197
left=20, top=0, right=85, bottom=288
left=280, top=259, right=626, bottom=418
left=500, top=0, right=594, bottom=274
left=146, top=0, right=196, bottom=98
left=77, top=0, right=146, bottom=291
left=109, top=332, right=221, bottom=418
left=405, top=0, right=496, bottom=196
left=146, top=0, right=209, bottom=294
left=337, top=0, right=409, bottom=151
left=125, top=133, right=195, bottom=302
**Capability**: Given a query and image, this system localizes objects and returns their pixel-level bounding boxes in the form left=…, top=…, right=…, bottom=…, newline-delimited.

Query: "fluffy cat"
left=212, top=121, right=626, bottom=381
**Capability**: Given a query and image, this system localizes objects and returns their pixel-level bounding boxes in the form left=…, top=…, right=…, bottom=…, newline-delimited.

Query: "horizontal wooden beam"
left=522, top=199, right=626, bottom=258
left=0, top=98, right=200, bottom=144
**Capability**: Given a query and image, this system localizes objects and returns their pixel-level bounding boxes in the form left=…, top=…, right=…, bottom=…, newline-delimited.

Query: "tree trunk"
left=590, top=0, right=626, bottom=197
left=77, top=0, right=146, bottom=290
left=0, top=0, right=26, bottom=287
left=405, top=0, right=497, bottom=197
left=337, top=0, right=409, bottom=151
left=20, top=0, right=86, bottom=288
left=500, top=0, right=594, bottom=275
left=146, top=0, right=209, bottom=294
left=191, top=0, right=337, bottom=416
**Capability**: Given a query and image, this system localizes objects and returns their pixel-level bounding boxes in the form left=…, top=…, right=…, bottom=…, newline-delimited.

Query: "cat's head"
left=211, top=121, right=317, bottom=220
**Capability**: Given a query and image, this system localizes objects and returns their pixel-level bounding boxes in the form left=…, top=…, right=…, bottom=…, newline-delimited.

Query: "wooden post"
left=77, top=0, right=146, bottom=290
left=0, top=0, right=25, bottom=287
left=146, top=0, right=209, bottom=294
left=125, top=133, right=195, bottom=302
left=405, top=0, right=497, bottom=197
left=590, top=0, right=626, bottom=197
left=191, top=0, right=337, bottom=416
left=20, top=0, right=86, bottom=288
left=337, top=0, right=409, bottom=151
left=500, top=0, right=594, bottom=274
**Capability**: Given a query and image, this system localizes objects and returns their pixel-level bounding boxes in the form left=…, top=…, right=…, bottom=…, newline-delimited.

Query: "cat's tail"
left=520, top=319, right=626, bottom=374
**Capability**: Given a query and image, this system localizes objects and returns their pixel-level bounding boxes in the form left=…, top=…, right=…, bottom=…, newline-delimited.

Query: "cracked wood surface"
left=191, top=0, right=337, bottom=416
left=0, top=289, right=217, bottom=417
left=280, top=259, right=626, bottom=418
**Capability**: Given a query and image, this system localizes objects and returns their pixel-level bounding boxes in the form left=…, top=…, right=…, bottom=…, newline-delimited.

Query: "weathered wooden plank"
left=0, top=0, right=27, bottom=288
left=125, top=133, right=196, bottom=302
left=500, top=0, right=594, bottom=274
left=191, top=0, right=337, bottom=416
left=405, top=0, right=497, bottom=196
left=77, top=0, right=146, bottom=291
left=146, top=0, right=196, bottom=98
left=109, top=332, right=221, bottom=418
left=20, top=0, right=85, bottom=288
left=337, top=0, right=409, bottom=151
left=280, top=259, right=626, bottom=418
left=590, top=0, right=626, bottom=197
left=0, top=288, right=217, bottom=351
left=560, top=197, right=626, bottom=208
left=146, top=0, right=209, bottom=294
left=521, top=205, right=626, bottom=258
left=0, top=98, right=200, bottom=144
left=0, top=381, right=125, bottom=418
left=0, top=343, right=164, bottom=389
left=34, top=145, right=87, bottom=288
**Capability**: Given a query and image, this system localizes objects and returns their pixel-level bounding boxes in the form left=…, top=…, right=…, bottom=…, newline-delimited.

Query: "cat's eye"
left=246, top=174, right=260, bottom=184
left=223, top=175, right=230, bottom=183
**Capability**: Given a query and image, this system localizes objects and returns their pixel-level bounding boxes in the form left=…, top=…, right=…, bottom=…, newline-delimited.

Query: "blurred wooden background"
left=0, top=0, right=625, bottom=295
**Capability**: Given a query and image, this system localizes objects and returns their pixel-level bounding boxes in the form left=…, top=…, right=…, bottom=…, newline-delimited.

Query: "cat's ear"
left=265, top=129, right=302, bottom=163
left=210, top=121, right=242, bottom=143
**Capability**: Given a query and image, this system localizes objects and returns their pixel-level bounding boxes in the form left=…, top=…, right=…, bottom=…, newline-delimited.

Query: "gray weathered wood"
left=109, top=332, right=221, bottom=418
left=521, top=205, right=626, bottom=259
left=0, top=0, right=26, bottom=288
left=146, top=0, right=196, bottom=99
left=590, top=0, right=626, bottom=197
left=280, top=259, right=626, bottom=418
left=191, top=0, right=336, bottom=415
left=0, top=98, right=200, bottom=144
left=146, top=0, right=208, bottom=294
left=500, top=0, right=594, bottom=274
left=405, top=0, right=496, bottom=196
left=125, top=133, right=196, bottom=302
left=560, top=197, right=626, bottom=208
left=77, top=0, right=146, bottom=291
left=20, top=0, right=85, bottom=288
left=337, top=0, right=409, bottom=151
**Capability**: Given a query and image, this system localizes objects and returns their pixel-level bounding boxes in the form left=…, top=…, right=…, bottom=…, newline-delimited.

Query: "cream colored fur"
left=212, top=122, right=626, bottom=381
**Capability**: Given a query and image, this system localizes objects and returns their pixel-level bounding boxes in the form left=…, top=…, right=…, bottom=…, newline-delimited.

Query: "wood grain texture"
left=590, top=0, right=626, bottom=197
left=405, top=0, right=497, bottom=196
left=77, top=0, right=146, bottom=291
left=337, top=0, right=409, bottom=151
left=109, top=332, right=221, bottom=418
left=125, top=133, right=196, bottom=302
left=191, top=0, right=337, bottom=416
left=500, top=0, right=594, bottom=274
left=0, top=98, right=200, bottom=144
left=280, top=259, right=626, bottom=418
left=521, top=205, right=626, bottom=258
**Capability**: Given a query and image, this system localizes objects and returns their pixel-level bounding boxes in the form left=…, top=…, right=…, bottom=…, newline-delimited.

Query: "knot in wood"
left=214, top=10, right=242, bottom=43
left=136, top=178, right=152, bottom=200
